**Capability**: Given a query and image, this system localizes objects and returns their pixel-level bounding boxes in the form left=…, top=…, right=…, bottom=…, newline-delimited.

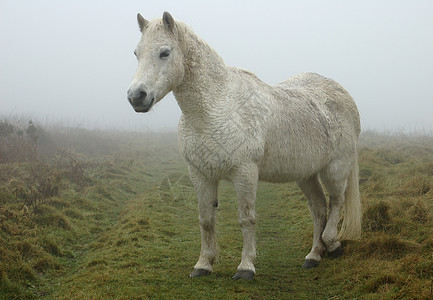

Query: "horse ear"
left=162, top=11, right=175, bottom=31
left=137, top=13, right=149, bottom=33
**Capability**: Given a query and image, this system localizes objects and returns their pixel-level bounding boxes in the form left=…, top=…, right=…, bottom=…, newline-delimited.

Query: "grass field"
left=0, top=120, right=432, bottom=299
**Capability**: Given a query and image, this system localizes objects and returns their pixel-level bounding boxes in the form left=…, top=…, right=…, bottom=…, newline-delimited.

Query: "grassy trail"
left=49, top=179, right=339, bottom=299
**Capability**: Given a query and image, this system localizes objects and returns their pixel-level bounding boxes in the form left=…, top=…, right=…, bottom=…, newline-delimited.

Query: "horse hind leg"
left=320, top=159, right=352, bottom=257
left=322, top=192, right=345, bottom=257
left=297, top=174, right=327, bottom=268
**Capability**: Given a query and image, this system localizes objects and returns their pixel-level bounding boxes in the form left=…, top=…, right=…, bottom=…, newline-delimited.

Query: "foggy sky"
left=1, top=0, right=432, bottom=132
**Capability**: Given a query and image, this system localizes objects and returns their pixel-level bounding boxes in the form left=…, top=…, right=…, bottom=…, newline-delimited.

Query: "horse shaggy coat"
left=127, top=11, right=361, bottom=280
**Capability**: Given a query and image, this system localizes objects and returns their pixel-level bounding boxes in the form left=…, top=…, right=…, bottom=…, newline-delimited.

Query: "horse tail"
left=338, top=151, right=362, bottom=240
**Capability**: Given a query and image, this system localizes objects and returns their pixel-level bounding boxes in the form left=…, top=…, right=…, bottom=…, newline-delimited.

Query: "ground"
left=0, top=121, right=432, bottom=299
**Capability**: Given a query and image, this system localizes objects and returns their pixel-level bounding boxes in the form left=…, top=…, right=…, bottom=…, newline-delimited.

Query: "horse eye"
left=134, top=50, right=137, bottom=57
left=159, top=49, right=171, bottom=59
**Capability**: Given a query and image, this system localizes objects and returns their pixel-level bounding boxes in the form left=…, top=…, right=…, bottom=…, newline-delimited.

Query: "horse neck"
left=173, top=24, right=229, bottom=119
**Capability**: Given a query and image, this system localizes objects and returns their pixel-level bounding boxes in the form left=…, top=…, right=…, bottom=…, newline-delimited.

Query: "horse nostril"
left=139, top=90, right=147, bottom=101
left=128, top=89, right=147, bottom=106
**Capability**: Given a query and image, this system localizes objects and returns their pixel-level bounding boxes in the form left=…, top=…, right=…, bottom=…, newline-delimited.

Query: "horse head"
left=127, top=12, right=185, bottom=113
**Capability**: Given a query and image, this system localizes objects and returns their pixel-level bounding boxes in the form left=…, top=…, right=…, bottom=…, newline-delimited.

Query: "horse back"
left=276, top=72, right=360, bottom=137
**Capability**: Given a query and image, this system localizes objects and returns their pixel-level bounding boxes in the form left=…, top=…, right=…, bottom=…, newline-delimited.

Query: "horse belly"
left=257, top=141, right=332, bottom=183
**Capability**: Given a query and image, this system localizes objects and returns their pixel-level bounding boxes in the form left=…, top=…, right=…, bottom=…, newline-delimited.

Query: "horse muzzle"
left=127, top=88, right=155, bottom=113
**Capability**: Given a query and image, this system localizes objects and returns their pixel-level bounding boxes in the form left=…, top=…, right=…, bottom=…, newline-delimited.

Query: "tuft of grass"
left=8, top=265, right=37, bottom=283
left=400, top=254, right=433, bottom=280
left=33, top=204, right=55, bottom=216
left=356, top=233, right=421, bottom=259
left=33, top=213, right=72, bottom=230
left=363, top=201, right=392, bottom=232
left=409, top=199, right=430, bottom=223
left=33, top=256, right=62, bottom=273
left=41, top=237, right=62, bottom=256
left=363, top=273, right=401, bottom=294
left=63, top=208, right=83, bottom=220
left=16, top=241, right=38, bottom=259
left=0, top=272, right=33, bottom=300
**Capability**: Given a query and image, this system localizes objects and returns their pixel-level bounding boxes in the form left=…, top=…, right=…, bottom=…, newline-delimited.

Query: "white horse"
left=128, top=12, right=361, bottom=280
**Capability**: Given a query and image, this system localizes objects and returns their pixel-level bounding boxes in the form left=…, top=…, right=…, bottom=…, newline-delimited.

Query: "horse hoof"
left=189, top=268, right=211, bottom=277
left=232, top=270, right=255, bottom=280
left=328, top=246, right=343, bottom=259
left=302, top=259, right=319, bottom=269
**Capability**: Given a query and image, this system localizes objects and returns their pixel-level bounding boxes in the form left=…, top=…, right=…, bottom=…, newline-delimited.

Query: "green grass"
left=1, top=125, right=432, bottom=299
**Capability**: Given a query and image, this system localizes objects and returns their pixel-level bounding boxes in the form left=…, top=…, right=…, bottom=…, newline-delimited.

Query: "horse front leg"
left=189, top=167, right=219, bottom=277
left=232, top=163, right=258, bottom=280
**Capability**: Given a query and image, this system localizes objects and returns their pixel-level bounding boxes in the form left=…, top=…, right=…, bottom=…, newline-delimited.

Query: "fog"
left=1, top=0, right=432, bottom=132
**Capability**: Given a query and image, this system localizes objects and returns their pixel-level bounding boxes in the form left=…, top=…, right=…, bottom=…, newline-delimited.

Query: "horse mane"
left=173, top=20, right=270, bottom=90
left=173, top=21, right=226, bottom=72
